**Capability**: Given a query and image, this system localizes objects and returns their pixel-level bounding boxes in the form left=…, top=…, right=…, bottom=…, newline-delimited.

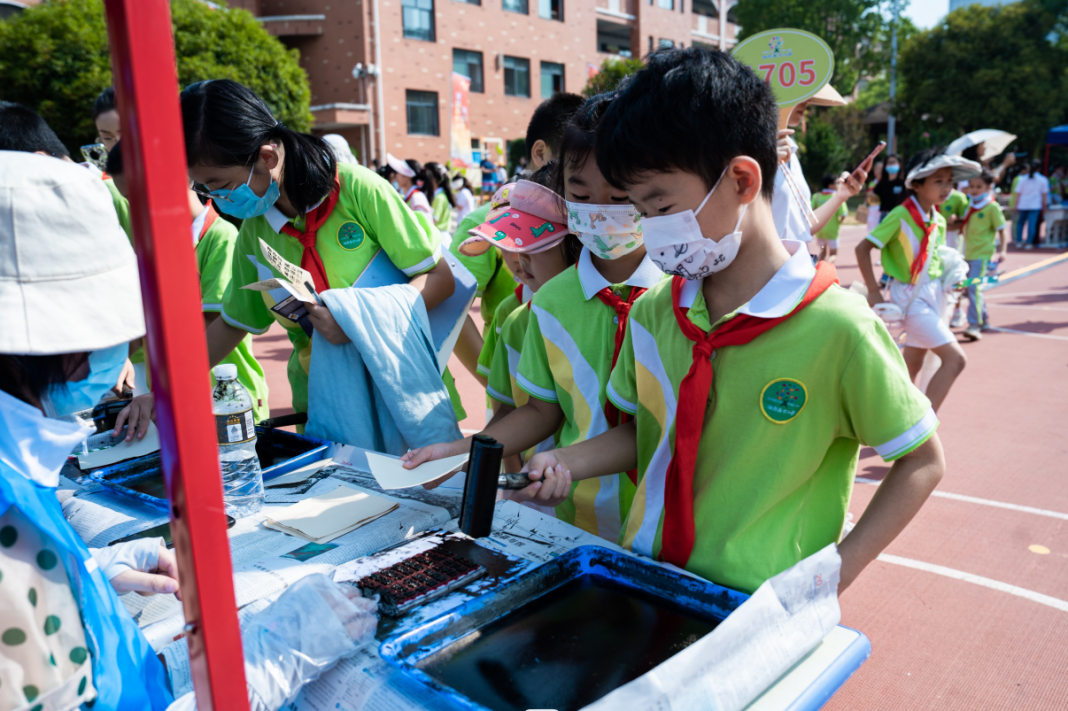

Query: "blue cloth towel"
left=306, top=284, right=461, bottom=454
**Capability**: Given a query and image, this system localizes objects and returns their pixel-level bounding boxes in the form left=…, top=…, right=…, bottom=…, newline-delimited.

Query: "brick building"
left=231, top=0, right=739, bottom=168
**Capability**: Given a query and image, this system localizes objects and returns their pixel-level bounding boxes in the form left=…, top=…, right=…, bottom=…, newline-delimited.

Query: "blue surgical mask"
left=392, top=180, right=401, bottom=192
left=886, top=164, right=900, bottom=175
left=971, top=192, right=990, bottom=206
left=43, top=343, right=130, bottom=418
left=211, top=163, right=280, bottom=219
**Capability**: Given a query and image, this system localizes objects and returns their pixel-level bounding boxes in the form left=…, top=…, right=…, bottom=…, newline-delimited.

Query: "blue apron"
left=0, top=468, right=174, bottom=710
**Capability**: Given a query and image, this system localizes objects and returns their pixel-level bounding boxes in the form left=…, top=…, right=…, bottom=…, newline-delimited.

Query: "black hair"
left=1025, top=159, right=1042, bottom=178
left=821, top=173, right=837, bottom=190
left=0, top=101, right=70, bottom=157
left=551, top=92, right=616, bottom=196
left=403, top=158, right=434, bottom=205
left=903, top=147, right=944, bottom=195
left=180, top=80, right=337, bottom=215
left=960, top=145, right=980, bottom=164
left=0, top=354, right=87, bottom=407
left=525, top=92, right=586, bottom=161
left=92, top=86, right=117, bottom=121
left=454, top=175, right=474, bottom=192
left=425, top=161, right=457, bottom=208
left=976, top=170, right=995, bottom=186
left=105, top=140, right=123, bottom=176
left=885, top=153, right=902, bottom=166
left=377, top=164, right=396, bottom=181
left=596, top=48, right=779, bottom=200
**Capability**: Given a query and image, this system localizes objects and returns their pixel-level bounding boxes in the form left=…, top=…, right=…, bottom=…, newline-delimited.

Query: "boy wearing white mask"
left=960, top=171, right=1008, bottom=341
left=518, top=48, right=945, bottom=597
left=403, top=94, right=661, bottom=541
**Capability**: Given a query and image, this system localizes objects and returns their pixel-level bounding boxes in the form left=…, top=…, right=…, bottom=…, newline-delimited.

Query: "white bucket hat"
left=0, top=151, right=145, bottom=355
left=385, top=153, right=416, bottom=178
left=904, top=154, right=982, bottom=189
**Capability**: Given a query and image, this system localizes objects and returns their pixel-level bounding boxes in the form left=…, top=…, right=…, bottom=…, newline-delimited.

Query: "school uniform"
left=194, top=203, right=270, bottom=422
left=607, top=241, right=937, bottom=593
left=451, top=203, right=518, bottom=330
left=477, top=286, right=528, bottom=382
left=961, top=197, right=1007, bottom=327
left=866, top=197, right=953, bottom=349
left=404, top=185, right=433, bottom=216
left=487, top=295, right=530, bottom=409
left=811, top=189, right=847, bottom=248
left=517, top=248, right=662, bottom=541
left=104, top=178, right=147, bottom=383
left=431, top=188, right=452, bottom=234
left=222, top=162, right=441, bottom=415
left=939, top=189, right=970, bottom=250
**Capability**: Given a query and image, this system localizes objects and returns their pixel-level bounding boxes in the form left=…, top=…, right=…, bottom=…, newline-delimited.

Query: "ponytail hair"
left=425, top=162, right=456, bottom=208
left=403, top=158, right=434, bottom=205
left=180, top=80, right=336, bottom=215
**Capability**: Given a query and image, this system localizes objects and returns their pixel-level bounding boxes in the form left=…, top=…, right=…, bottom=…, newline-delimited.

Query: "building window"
left=503, top=0, right=527, bottom=14
left=503, top=56, right=530, bottom=97
left=455, top=0, right=480, bottom=4
left=406, top=90, right=439, bottom=135
left=693, top=0, right=717, bottom=16
left=540, top=61, right=565, bottom=98
left=597, top=20, right=632, bottom=56
left=657, top=0, right=672, bottom=8
left=402, top=0, right=434, bottom=41
left=453, top=49, right=484, bottom=93
left=658, top=38, right=674, bottom=49
left=538, top=0, right=562, bottom=21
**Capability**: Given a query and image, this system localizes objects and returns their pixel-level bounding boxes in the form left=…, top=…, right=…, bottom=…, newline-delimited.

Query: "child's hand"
left=503, top=463, right=572, bottom=507
left=113, top=393, right=155, bottom=441
left=401, top=439, right=470, bottom=489
left=834, top=170, right=865, bottom=200
left=306, top=302, right=352, bottom=345
left=776, top=129, right=795, bottom=162
left=114, top=358, right=136, bottom=396
left=866, top=290, right=882, bottom=309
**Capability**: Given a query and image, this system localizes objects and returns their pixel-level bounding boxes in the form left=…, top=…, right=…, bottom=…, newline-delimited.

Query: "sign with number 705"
left=732, top=28, right=835, bottom=107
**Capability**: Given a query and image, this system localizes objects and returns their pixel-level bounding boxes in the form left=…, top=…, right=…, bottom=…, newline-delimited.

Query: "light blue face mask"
left=886, top=164, right=901, bottom=175
left=211, top=163, right=280, bottom=219
left=391, top=180, right=401, bottom=192
left=44, top=342, right=130, bottom=418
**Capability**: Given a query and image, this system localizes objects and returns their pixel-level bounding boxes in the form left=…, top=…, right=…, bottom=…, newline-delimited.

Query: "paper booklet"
left=264, top=486, right=398, bottom=544
left=242, top=238, right=320, bottom=336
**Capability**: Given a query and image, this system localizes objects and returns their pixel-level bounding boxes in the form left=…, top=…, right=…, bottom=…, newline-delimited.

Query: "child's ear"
left=729, top=157, right=763, bottom=204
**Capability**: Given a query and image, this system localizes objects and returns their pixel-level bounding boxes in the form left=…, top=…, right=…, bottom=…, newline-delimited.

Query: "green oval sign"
left=732, top=29, right=835, bottom=107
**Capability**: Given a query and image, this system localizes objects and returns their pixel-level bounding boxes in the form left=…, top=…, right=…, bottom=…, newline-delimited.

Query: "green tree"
left=0, top=0, right=311, bottom=155
left=734, top=0, right=897, bottom=94
left=897, top=0, right=1068, bottom=157
left=583, top=57, right=645, bottom=97
left=796, top=113, right=851, bottom=192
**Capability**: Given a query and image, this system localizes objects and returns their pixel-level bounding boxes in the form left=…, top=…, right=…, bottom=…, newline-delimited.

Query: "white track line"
left=986, top=326, right=1068, bottom=341
left=855, top=477, right=1068, bottom=521
left=877, top=554, right=1068, bottom=613
left=984, top=290, right=1068, bottom=299
left=987, top=304, right=1068, bottom=313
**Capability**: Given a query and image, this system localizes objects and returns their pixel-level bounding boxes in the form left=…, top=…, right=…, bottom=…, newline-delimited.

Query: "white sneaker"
left=963, top=326, right=982, bottom=341
left=951, top=310, right=967, bottom=328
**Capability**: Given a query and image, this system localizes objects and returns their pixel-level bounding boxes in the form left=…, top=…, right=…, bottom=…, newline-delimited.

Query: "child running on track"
left=959, top=171, right=1009, bottom=341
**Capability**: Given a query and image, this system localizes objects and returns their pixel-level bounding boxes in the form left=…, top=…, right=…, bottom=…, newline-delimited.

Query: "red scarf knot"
left=279, top=170, right=341, bottom=293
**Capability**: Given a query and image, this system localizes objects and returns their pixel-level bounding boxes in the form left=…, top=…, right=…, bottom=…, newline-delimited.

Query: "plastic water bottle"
left=212, top=364, right=264, bottom=517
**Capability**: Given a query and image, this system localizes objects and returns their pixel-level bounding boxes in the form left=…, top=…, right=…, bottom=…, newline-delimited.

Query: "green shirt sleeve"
left=866, top=205, right=904, bottom=249
left=991, top=203, right=1007, bottom=230
left=450, top=203, right=496, bottom=293
left=432, top=192, right=452, bottom=233
left=105, top=179, right=133, bottom=244
left=197, top=216, right=239, bottom=311
left=516, top=306, right=559, bottom=403
left=488, top=315, right=517, bottom=406
left=353, top=168, right=442, bottom=277
left=840, top=319, right=937, bottom=461
left=221, top=223, right=276, bottom=335
left=607, top=321, right=638, bottom=416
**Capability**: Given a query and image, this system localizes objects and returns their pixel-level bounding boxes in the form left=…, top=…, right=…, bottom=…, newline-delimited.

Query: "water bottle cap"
left=213, top=364, right=238, bottom=380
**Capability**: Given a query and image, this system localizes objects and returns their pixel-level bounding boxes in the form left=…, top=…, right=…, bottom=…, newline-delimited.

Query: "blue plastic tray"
left=89, top=426, right=329, bottom=510
left=379, top=545, right=750, bottom=711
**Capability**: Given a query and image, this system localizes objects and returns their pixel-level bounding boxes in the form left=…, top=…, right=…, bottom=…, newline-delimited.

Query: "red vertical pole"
left=102, top=2, right=250, bottom=709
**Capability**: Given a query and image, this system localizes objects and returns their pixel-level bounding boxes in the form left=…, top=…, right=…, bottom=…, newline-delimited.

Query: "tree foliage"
left=583, top=57, right=645, bottom=97
left=733, top=0, right=896, bottom=94
left=897, top=0, right=1068, bottom=157
left=0, top=0, right=311, bottom=155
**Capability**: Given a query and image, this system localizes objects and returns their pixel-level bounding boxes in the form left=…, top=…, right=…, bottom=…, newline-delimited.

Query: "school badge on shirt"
left=337, top=221, right=366, bottom=250
left=760, top=379, right=808, bottom=423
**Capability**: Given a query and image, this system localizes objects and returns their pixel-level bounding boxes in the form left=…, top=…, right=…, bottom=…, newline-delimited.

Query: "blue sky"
left=902, top=0, right=949, bottom=29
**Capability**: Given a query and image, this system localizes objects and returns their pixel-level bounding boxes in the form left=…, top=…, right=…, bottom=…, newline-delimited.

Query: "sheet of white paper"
left=266, top=485, right=398, bottom=542
left=366, top=452, right=469, bottom=490
left=258, top=238, right=316, bottom=298
left=76, top=422, right=161, bottom=468
left=242, top=276, right=316, bottom=303
left=265, top=459, right=334, bottom=488
left=581, top=544, right=843, bottom=711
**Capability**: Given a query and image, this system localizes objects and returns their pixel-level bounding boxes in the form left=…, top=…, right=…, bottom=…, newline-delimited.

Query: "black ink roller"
left=459, top=435, right=504, bottom=538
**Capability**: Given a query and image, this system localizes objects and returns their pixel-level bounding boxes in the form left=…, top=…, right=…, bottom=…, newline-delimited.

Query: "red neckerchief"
left=960, top=195, right=993, bottom=233
left=199, top=200, right=219, bottom=243
left=515, top=284, right=532, bottom=311
left=902, top=197, right=937, bottom=285
left=280, top=171, right=340, bottom=292
left=595, top=283, right=647, bottom=486
left=404, top=185, right=421, bottom=203
left=659, top=262, right=839, bottom=568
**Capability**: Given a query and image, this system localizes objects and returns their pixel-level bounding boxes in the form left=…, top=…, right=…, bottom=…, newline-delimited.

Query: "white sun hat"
left=0, top=151, right=145, bottom=355
left=385, top=153, right=416, bottom=178
left=904, top=154, right=982, bottom=189
left=807, top=82, right=847, bottom=107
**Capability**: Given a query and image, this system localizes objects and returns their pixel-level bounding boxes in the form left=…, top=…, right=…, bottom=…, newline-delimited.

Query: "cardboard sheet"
left=76, top=422, right=161, bottom=469
left=264, top=485, right=398, bottom=543
left=366, top=451, right=469, bottom=490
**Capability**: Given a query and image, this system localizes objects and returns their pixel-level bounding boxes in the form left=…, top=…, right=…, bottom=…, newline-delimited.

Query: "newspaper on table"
left=242, top=238, right=321, bottom=326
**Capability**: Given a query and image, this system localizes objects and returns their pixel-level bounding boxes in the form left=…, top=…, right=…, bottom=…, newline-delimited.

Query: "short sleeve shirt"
left=431, top=190, right=452, bottom=233
left=516, top=249, right=662, bottom=541
left=488, top=304, right=531, bottom=408
left=963, top=201, right=1007, bottom=261
left=939, top=190, right=970, bottom=232
left=866, top=199, right=947, bottom=284
left=607, top=251, right=936, bottom=593
left=478, top=291, right=522, bottom=379
left=1014, top=173, right=1050, bottom=210
left=222, top=162, right=441, bottom=414
left=811, top=191, right=847, bottom=241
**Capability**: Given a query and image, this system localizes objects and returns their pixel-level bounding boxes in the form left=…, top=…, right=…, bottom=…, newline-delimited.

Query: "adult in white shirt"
left=452, top=176, right=476, bottom=222
left=1013, top=160, right=1049, bottom=249
left=772, top=83, right=869, bottom=245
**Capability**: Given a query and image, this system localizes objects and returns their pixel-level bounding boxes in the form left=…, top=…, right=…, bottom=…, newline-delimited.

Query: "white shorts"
left=889, top=279, right=954, bottom=349
left=818, top=238, right=839, bottom=249
left=945, top=230, right=960, bottom=250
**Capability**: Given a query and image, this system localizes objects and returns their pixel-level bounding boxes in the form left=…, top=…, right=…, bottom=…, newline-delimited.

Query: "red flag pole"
left=102, top=2, right=249, bottom=709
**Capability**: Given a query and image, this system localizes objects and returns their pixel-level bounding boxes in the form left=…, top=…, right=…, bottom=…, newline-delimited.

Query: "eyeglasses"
left=192, top=183, right=235, bottom=203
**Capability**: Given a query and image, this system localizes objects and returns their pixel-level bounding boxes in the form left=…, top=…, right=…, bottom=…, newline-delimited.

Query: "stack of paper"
left=264, top=486, right=398, bottom=544
left=77, top=422, right=162, bottom=469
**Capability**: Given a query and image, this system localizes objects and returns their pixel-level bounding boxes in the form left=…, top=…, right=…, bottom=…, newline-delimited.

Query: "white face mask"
left=565, top=202, right=644, bottom=260
left=641, top=168, right=747, bottom=280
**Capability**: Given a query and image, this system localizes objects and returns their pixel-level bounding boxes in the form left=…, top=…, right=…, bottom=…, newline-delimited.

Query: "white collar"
left=679, top=240, right=816, bottom=319
left=264, top=194, right=329, bottom=235
left=191, top=203, right=210, bottom=246
left=521, top=284, right=533, bottom=304
left=576, top=247, right=663, bottom=301
left=0, top=390, right=92, bottom=488
left=909, top=196, right=935, bottom=225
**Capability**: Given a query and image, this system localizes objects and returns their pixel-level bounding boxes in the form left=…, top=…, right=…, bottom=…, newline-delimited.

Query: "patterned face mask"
left=566, top=202, right=644, bottom=260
